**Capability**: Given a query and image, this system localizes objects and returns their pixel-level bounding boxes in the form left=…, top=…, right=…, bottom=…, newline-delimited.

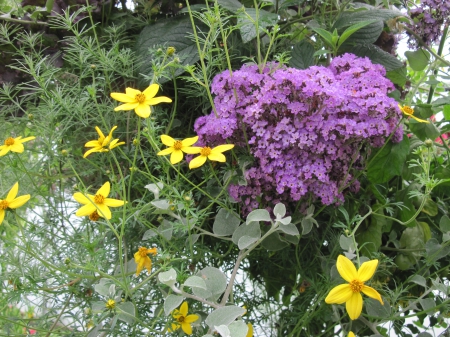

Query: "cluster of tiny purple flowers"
left=407, top=0, right=450, bottom=48
left=194, top=54, right=403, bottom=214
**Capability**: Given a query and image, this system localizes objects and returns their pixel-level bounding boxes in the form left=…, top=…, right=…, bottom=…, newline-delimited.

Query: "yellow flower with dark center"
left=170, top=302, right=199, bottom=335
left=105, top=299, right=116, bottom=310
left=399, top=105, right=429, bottom=123
left=325, top=255, right=383, bottom=320
left=134, top=246, right=158, bottom=276
left=188, top=144, right=234, bottom=169
left=73, top=182, right=125, bottom=220
left=83, top=126, right=125, bottom=158
left=0, top=182, right=31, bottom=225
left=157, top=135, right=200, bottom=164
left=0, top=136, right=35, bottom=156
left=110, top=84, right=172, bottom=119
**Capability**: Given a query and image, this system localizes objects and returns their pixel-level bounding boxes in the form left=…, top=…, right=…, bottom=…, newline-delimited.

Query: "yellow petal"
left=160, top=135, right=176, bottom=146
left=207, top=152, right=226, bottom=162
left=212, top=144, right=234, bottom=153
left=246, top=323, right=253, bottom=337
left=361, top=285, right=383, bottom=304
left=157, top=148, right=174, bottom=156
left=179, top=302, right=188, bottom=317
left=8, top=195, right=30, bottom=209
left=325, top=283, right=353, bottom=304
left=0, top=146, right=10, bottom=156
left=357, top=259, right=378, bottom=282
left=337, top=255, right=358, bottom=283
left=10, top=142, right=25, bottom=153
left=6, top=182, right=19, bottom=202
left=125, top=87, right=142, bottom=97
left=181, top=322, right=193, bottom=335
left=109, top=139, right=125, bottom=149
left=19, top=136, right=35, bottom=144
left=189, top=155, right=207, bottom=169
left=83, top=147, right=102, bottom=158
left=95, top=126, right=105, bottom=140
left=346, top=292, right=363, bottom=320
left=181, top=136, right=198, bottom=147
left=184, top=314, right=199, bottom=324
left=182, top=146, right=202, bottom=154
left=348, top=331, right=355, bottom=337
left=113, top=102, right=139, bottom=111
left=73, top=192, right=91, bottom=205
left=144, top=256, right=152, bottom=273
left=85, top=140, right=101, bottom=148
left=170, top=150, right=183, bottom=164
left=76, top=204, right=97, bottom=217
left=410, top=115, right=430, bottom=123
left=147, top=96, right=172, bottom=105
left=110, top=92, right=136, bottom=103
left=96, top=203, right=112, bottom=219
left=0, top=209, right=5, bottom=225
left=104, top=198, right=125, bottom=207
left=134, top=104, right=151, bottom=118
left=170, top=323, right=180, bottom=332
left=142, top=84, right=159, bottom=99
left=97, top=182, right=110, bottom=198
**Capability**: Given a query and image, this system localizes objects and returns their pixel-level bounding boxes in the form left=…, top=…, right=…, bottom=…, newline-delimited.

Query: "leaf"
left=87, top=323, right=103, bottom=337
left=232, top=222, right=261, bottom=248
left=205, top=306, right=246, bottom=328
left=278, top=223, right=299, bottom=236
left=340, top=21, right=383, bottom=45
left=238, top=235, right=259, bottom=250
left=94, top=279, right=114, bottom=297
left=426, top=238, right=450, bottom=262
left=356, top=213, right=383, bottom=257
left=164, top=294, right=184, bottom=316
left=218, top=0, right=243, bottom=13
left=117, top=302, right=136, bottom=324
left=440, top=215, right=450, bottom=232
left=136, top=16, right=201, bottom=84
left=246, top=209, right=271, bottom=224
left=405, top=49, right=430, bottom=71
left=334, top=9, right=403, bottom=29
left=309, top=27, right=334, bottom=47
left=289, top=40, right=315, bottom=70
left=386, top=67, right=407, bottom=87
left=261, top=232, right=289, bottom=251
left=365, top=297, right=391, bottom=318
left=158, top=268, right=177, bottom=287
left=443, top=105, right=450, bottom=120
left=367, top=137, right=410, bottom=183
left=338, top=20, right=378, bottom=48
left=144, top=182, right=164, bottom=199
left=419, top=298, right=436, bottom=312
left=228, top=321, right=249, bottom=337
left=345, top=43, right=404, bottom=71
left=237, top=8, right=279, bottom=43
left=339, top=234, right=355, bottom=251
left=192, top=266, right=227, bottom=301
left=409, top=121, right=440, bottom=141
left=273, top=203, right=286, bottom=218
left=214, top=325, right=230, bottom=337
left=213, top=208, right=241, bottom=236
left=183, top=276, right=207, bottom=290
left=409, top=275, right=427, bottom=288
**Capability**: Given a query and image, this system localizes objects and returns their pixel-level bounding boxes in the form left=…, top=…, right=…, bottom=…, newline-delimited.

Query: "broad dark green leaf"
left=261, top=231, right=289, bottom=251
left=356, top=214, right=383, bottom=257
left=386, top=67, right=407, bottom=87
left=341, top=21, right=383, bottom=45
left=395, top=186, right=417, bottom=225
left=409, top=121, right=440, bottom=141
left=345, top=44, right=404, bottom=71
left=238, top=8, right=278, bottom=43
left=443, top=105, right=450, bottom=120
left=338, top=19, right=378, bottom=47
left=367, top=136, right=409, bottom=183
left=289, top=40, right=315, bottom=70
left=218, top=0, right=243, bottom=13
left=405, top=49, right=430, bottom=71
left=334, top=9, right=403, bottom=29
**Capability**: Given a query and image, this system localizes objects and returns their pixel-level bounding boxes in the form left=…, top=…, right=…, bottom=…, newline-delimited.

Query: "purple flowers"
left=407, top=0, right=450, bottom=48
left=194, top=54, right=403, bottom=214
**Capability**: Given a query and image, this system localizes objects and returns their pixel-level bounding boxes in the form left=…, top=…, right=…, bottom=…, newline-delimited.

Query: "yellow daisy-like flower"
left=399, top=105, right=429, bottom=123
left=348, top=332, right=355, bottom=337
left=325, top=255, right=383, bottom=320
left=157, top=135, right=200, bottom=164
left=73, top=182, right=125, bottom=220
left=83, top=126, right=125, bottom=158
left=110, top=84, right=172, bottom=119
left=0, top=182, right=31, bottom=225
left=246, top=323, right=253, bottom=337
left=0, top=136, right=35, bottom=157
left=105, top=299, right=116, bottom=310
left=134, top=246, right=158, bottom=276
left=170, top=302, right=199, bottom=335
left=188, top=144, right=234, bottom=169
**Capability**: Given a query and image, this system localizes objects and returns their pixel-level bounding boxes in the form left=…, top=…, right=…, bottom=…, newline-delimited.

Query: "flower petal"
left=0, top=209, right=5, bottom=225
left=85, top=140, right=101, bottom=148
left=337, top=255, right=358, bottom=283
left=157, top=148, right=174, bottom=156
left=97, top=182, right=110, bottom=198
left=111, top=92, right=136, bottom=103
left=144, top=256, right=152, bottom=273
left=357, top=259, right=378, bottom=282
left=184, top=314, right=199, bottom=324
left=104, top=198, right=125, bottom=207
left=181, top=322, right=193, bottom=335
left=0, top=146, right=10, bottom=156
left=135, top=104, right=151, bottom=118
left=147, top=96, right=172, bottom=105
left=208, top=152, right=226, bottom=162
left=76, top=204, right=96, bottom=217
left=170, top=150, right=183, bottom=164
left=410, top=115, right=430, bottom=123
left=160, top=135, right=176, bottom=146
left=19, top=136, right=36, bottom=143
left=180, top=301, right=188, bottom=317
left=361, top=285, right=383, bottom=304
left=189, top=155, right=207, bottom=169
left=6, top=182, right=19, bottom=201
left=113, top=102, right=139, bottom=111
left=346, top=292, right=363, bottom=320
left=325, top=283, right=353, bottom=304
left=95, top=126, right=105, bottom=140
left=125, top=87, right=142, bottom=97
left=109, top=139, right=125, bottom=149
left=212, top=144, right=234, bottom=153
left=181, top=136, right=198, bottom=147
left=8, top=195, right=30, bottom=209
left=83, top=147, right=102, bottom=158
left=96, top=203, right=112, bottom=219
left=182, top=146, right=202, bottom=154
left=348, top=331, right=355, bottom=337
left=142, top=84, right=159, bottom=99
left=10, top=143, right=25, bottom=153
left=73, top=192, right=91, bottom=205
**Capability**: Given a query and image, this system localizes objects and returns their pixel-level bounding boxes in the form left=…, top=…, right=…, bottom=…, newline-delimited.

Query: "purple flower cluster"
left=407, top=0, right=450, bottom=48
left=194, top=54, right=403, bottom=214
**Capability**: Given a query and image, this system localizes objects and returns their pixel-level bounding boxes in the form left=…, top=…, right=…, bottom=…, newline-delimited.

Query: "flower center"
left=138, top=247, right=149, bottom=257
left=4, top=137, right=15, bottom=146
left=349, top=279, right=364, bottom=293
left=105, top=299, right=116, bottom=310
left=173, top=140, right=183, bottom=150
left=177, top=316, right=185, bottom=323
left=89, top=211, right=100, bottom=221
left=402, top=105, right=414, bottom=115
left=94, top=194, right=105, bottom=204
left=135, top=93, right=146, bottom=103
left=0, top=200, right=9, bottom=210
left=200, top=147, right=212, bottom=156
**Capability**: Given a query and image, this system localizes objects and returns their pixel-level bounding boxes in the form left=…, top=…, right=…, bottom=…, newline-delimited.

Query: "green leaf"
left=366, top=297, right=391, bottom=318
left=205, top=306, right=246, bottom=328
left=443, top=105, right=450, bottom=120
left=386, top=67, right=407, bottom=87
left=164, top=295, right=184, bottom=316
left=409, top=121, right=440, bottom=141
left=117, top=302, right=136, bottom=324
left=367, top=137, right=410, bottom=183
left=183, top=276, right=207, bottom=290
left=345, top=44, right=404, bottom=71
left=192, top=266, right=227, bottom=301
left=405, top=49, right=431, bottom=71
left=246, top=209, right=271, bottom=224
left=238, top=8, right=278, bottom=43
left=409, top=275, right=427, bottom=288
left=136, top=16, right=201, bottom=84
left=213, top=208, right=241, bottom=236
left=310, top=27, right=334, bottom=47
left=158, top=268, right=177, bottom=287
left=415, top=104, right=433, bottom=118
left=289, top=40, right=315, bottom=70
left=228, top=321, right=249, bottom=337
left=395, top=186, right=417, bottom=225
left=440, top=215, right=450, bottom=232
left=338, top=20, right=380, bottom=48
left=334, top=9, right=403, bottom=29
left=419, top=298, right=436, bottom=312
left=218, top=0, right=243, bottom=13
left=233, top=222, right=261, bottom=249
left=426, top=238, right=450, bottom=262
left=273, top=203, right=286, bottom=218
left=261, top=232, right=289, bottom=251
left=278, top=223, right=299, bottom=236
left=356, top=213, right=383, bottom=257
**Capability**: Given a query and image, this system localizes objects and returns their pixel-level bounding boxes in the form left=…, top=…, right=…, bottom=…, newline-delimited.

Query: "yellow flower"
left=83, top=126, right=125, bottom=158
left=189, top=144, right=234, bottom=169
left=348, top=332, right=355, bottom=337
left=399, top=105, right=429, bottom=123
left=110, top=84, right=172, bottom=118
left=157, top=135, right=199, bottom=164
left=134, top=246, right=157, bottom=276
left=325, top=255, right=383, bottom=320
left=246, top=323, right=253, bottom=337
left=105, top=299, right=116, bottom=310
left=170, top=302, right=199, bottom=335
left=0, top=136, right=35, bottom=157
left=73, top=182, right=125, bottom=220
left=0, top=182, right=31, bottom=225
